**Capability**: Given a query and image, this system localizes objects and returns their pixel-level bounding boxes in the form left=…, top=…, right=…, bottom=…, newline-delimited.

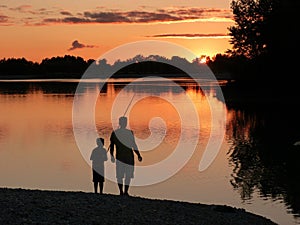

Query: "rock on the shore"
left=0, top=188, right=277, bottom=225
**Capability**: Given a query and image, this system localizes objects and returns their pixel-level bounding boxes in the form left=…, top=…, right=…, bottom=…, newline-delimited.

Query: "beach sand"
left=0, top=188, right=277, bottom=225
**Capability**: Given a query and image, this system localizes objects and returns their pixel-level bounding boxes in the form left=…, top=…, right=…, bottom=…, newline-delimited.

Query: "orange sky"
left=0, top=0, right=234, bottom=62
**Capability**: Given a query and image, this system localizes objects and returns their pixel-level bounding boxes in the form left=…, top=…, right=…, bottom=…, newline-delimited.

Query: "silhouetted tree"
left=227, top=0, right=279, bottom=59
left=270, top=0, right=300, bottom=72
left=40, top=55, right=88, bottom=77
left=0, top=57, right=40, bottom=76
left=207, top=54, right=250, bottom=80
left=113, top=61, right=187, bottom=77
left=0, top=55, right=95, bottom=79
left=214, top=0, right=300, bottom=88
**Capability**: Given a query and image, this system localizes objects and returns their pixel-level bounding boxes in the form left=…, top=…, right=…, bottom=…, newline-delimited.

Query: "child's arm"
left=90, top=150, right=94, bottom=160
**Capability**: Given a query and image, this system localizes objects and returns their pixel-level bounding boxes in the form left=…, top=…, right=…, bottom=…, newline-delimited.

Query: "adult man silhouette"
left=110, top=116, right=142, bottom=196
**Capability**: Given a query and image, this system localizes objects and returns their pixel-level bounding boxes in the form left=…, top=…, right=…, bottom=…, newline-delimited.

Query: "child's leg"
left=99, top=182, right=104, bottom=194
left=94, top=182, right=98, bottom=193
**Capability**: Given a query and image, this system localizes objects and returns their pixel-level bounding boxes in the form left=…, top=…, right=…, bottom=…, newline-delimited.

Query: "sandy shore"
left=0, top=188, right=277, bottom=225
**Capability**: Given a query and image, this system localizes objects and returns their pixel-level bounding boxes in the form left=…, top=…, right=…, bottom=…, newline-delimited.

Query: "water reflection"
left=226, top=104, right=300, bottom=219
left=0, top=81, right=75, bottom=95
left=0, top=125, right=7, bottom=141
left=0, top=80, right=299, bottom=224
left=0, top=79, right=219, bottom=96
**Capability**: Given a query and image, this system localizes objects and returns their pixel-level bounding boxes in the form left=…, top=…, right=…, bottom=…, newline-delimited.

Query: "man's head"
left=119, top=116, right=127, bottom=128
left=96, top=137, right=104, bottom=147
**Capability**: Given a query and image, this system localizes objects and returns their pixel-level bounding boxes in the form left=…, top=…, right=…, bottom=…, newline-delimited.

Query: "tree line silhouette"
left=0, top=56, right=94, bottom=79
left=0, top=54, right=209, bottom=79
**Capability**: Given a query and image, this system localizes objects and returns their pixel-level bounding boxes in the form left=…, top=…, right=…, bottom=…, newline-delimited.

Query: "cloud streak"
left=0, top=6, right=233, bottom=26
left=148, top=33, right=230, bottom=39
left=8, top=5, right=55, bottom=17
left=43, top=7, right=232, bottom=25
left=68, top=40, right=98, bottom=51
left=9, top=5, right=33, bottom=13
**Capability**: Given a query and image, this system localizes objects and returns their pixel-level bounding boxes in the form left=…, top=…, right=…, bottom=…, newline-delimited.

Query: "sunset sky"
left=0, top=0, right=234, bottom=63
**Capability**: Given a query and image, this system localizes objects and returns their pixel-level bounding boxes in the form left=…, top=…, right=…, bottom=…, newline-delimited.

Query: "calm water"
left=0, top=79, right=300, bottom=225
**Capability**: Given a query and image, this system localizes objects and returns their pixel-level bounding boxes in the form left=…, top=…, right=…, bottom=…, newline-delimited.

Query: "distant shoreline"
left=0, top=74, right=232, bottom=80
left=0, top=187, right=277, bottom=225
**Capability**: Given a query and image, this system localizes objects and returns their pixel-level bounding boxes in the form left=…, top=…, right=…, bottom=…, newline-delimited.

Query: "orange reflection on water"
left=0, top=90, right=89, bottom=190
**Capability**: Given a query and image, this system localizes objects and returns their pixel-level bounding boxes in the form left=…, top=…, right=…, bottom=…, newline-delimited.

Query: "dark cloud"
left=43, top=7, right=232, bottom=24
left=148, top=33, right=230, bottom=39
left=83, top=11, right=130, bottom=23
left=60, top=11, right=73, bottom=16
left=0, top=14, right=9, bottom=23
left=124, top=11, right=180, bottom=22
left=44, top=17, right=90, bottom=23
left=68, top=40, right=98, bottom=51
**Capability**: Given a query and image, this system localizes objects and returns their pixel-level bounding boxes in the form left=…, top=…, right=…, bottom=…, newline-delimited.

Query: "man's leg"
left=124, top=177, right=131, bottom=195
left=116, top=161, right=125, bottom=195
left=124, top=164, right=134, bottom=195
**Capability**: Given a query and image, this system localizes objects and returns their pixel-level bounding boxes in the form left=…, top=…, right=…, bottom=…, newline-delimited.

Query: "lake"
left=0, top=78, right=299, bottom=225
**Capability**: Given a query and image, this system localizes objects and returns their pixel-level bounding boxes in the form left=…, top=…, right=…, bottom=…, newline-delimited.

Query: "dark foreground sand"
left=0, top=188, right=277, bottom=225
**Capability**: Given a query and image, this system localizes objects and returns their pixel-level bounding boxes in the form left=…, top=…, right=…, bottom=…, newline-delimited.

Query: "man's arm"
left=134, top=149, right=142, bottom=162
left=110, top=132, right=115, bottom=163
left=131, top=131, right=142, bottom=162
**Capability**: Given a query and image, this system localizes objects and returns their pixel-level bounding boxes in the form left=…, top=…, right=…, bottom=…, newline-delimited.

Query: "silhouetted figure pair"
left=90, top=138, right=108, bottom=194
left=110, top=116, right=142, bottom=196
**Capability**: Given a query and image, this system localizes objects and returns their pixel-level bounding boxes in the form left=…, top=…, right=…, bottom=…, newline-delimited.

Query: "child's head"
left=96, top=138, right=104, bottom=147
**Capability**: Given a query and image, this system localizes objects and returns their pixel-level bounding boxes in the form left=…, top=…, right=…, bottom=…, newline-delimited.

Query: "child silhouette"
left=90, top=138, right=108, bottom=194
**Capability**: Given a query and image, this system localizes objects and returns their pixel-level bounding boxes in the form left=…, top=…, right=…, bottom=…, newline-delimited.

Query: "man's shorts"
left=116, top=160, right=134, bottom=179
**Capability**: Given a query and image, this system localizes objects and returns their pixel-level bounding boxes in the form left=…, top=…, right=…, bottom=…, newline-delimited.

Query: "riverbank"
left=0, top=188, right=277, bottom=225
